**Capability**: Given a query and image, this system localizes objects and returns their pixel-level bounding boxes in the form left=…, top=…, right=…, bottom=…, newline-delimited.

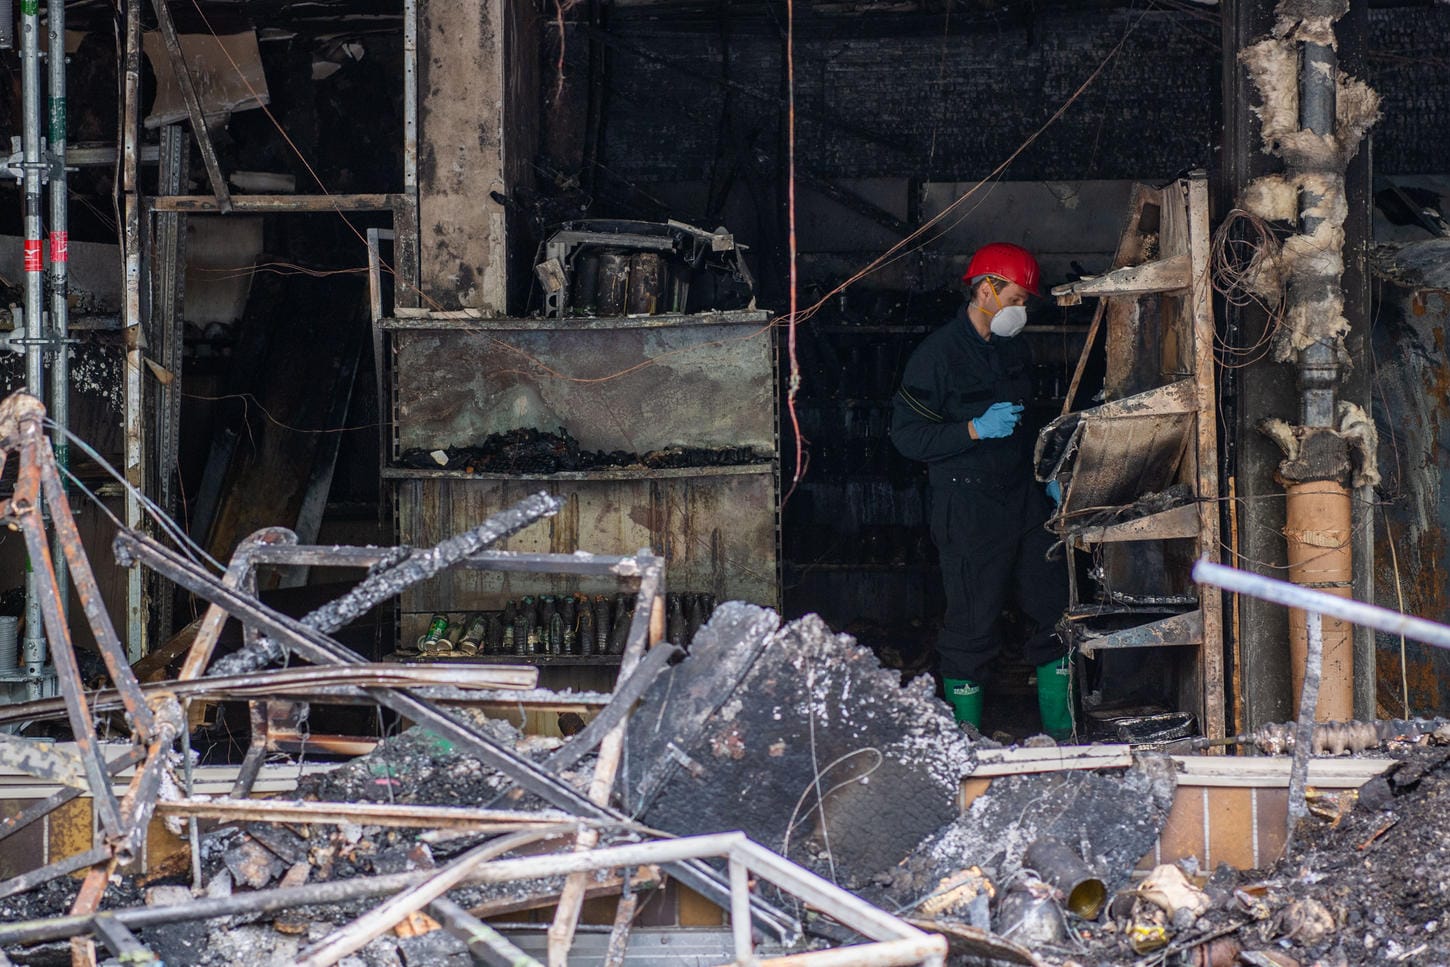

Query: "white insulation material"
left=1236, top=1, right=1381, bottom=363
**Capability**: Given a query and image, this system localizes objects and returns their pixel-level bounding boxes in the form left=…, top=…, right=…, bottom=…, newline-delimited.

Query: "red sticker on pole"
left=49, top=231, right=68, bottom=265
left=23, top=239, right=42, bottom=274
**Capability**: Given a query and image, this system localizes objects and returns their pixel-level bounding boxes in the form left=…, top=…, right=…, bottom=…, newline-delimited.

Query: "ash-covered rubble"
left=623, top=605, right=976, bottom=890
left=876, top=755, right=1177, bottom=906
left=397, top=426, right=769, bottom=474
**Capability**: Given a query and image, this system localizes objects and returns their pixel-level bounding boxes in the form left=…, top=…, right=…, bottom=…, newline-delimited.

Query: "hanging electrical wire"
left=783, top=0, right=806, bottom=497
left=42, top=418, right=226, bottom=573
left=1210, top=207, right=1287, bottom=369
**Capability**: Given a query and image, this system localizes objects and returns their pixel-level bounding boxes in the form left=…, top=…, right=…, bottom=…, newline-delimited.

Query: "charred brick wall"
left=597, top=8, right=1218, bottom=184
left=1366, top=6, right=1450, bottom=177
left=589, top=5, right=1450, bottom=186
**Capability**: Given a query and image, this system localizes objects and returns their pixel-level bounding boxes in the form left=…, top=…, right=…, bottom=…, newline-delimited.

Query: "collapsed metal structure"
left=0, top=392, right=950, bottom=967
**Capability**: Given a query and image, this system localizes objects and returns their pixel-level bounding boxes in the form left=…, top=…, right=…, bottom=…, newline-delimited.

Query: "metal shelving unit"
left=372, top=305, right=782, bottom=659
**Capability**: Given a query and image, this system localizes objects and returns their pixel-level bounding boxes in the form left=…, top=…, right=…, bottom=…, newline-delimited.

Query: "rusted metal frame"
left=90, top=914, right=158, bottom=965
left=730, top=839, right=945, bottom=967
left=0, top=749, right=144, bottom=844
left=1060, top=299, right=1108, bottom=418
left=454, top=868, right=660, bottom=920
left=0, top=662, right=540, bottom=728
left=30, top=430, right=155, bottom=736
left=111, top=532, right=798, bottom=941
left=246, top=543, right=653, bottom=578
left=229, top=699, right=269, bottom=799
left=296, top=830, right=558, bottom=967
left=482, top=563, right=672, bottom=809
left=1185, top=174, right=1226, bottom=742
left=601, top=888, right=639, bottom=967
left=0, top=847, right=110, bottom=901
left=428, top=896, right=543, bottom=967
left=207, top=492, right=564, bottom=677
left=546, top=561, right=663, bottom=966
left=111, top=529, right=632, bottom=822
left=159, top=798, right=598, bottom=831
left=1, top=463, right=125, bottom=840
left=146, top=193, right=399, bottom=213
left=147, top=0, right=230, bottom=211
left=1077, top=610, right=1204, bottom=656
left=112, top=715, right=183, bottom=859
left=178, top=527, right=295, bottom=681
left=538, top=636, right=678, bottom=775
left=0, top=836, right=737, bottom=948
left=30, top=420, right=176, bottom=872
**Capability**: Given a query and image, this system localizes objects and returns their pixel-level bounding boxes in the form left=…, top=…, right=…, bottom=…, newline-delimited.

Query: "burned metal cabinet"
left=1035, top=174, right=1224, bottom=740
left=378, top=310, right=780, bottom=659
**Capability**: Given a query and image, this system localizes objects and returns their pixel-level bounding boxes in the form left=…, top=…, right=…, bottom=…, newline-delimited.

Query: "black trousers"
left=930, top=476, right=1069, bottom=682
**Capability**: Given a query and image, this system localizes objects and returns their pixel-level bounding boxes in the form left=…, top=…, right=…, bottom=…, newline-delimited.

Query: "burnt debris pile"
left=398, top=426, right=769, bottom=475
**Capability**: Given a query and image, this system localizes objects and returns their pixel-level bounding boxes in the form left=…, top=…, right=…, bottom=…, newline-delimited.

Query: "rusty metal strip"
left=602, top=891, right=639, bottom=967
left=178, top=527, right=296, bottom=680
left=147, top=194, right=398, bottom=213
left=0, top=847, right=109, bottom=900
left=429, top=896, right=542, bottom=967
left=246, top=544, right=652, bottom=578
left=157, top=798, right=595, bottom=831
left=91, top=914, right=159, bottom=965
left=206, top=491, right=564, bottom=677
left=230, top=700, right=269, bottom=800
left=1, top=452, right=125, bottom=838
left=0, top=663, right=539, bottom=729
left=547, top=563, right=663, bottom=965
left=296, top=831, right=556, bottom=967
left=1060, top=298, right=1108, bottom=418
left=534, top=639, right=680, bottom=778
left=147, top=0, right=231, bottom=212
left=34, top=432, right=155, bottom=735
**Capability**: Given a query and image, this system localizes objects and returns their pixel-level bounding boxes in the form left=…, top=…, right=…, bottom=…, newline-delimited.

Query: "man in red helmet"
left=890, top=242, right=1071, bottom=740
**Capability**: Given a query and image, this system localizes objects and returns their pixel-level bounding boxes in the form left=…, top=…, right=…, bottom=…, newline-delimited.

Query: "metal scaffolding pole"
left=47, top=0, right=70, bottom=633
left=19, top=0, right=47, bottom=698
left=122, top=0, right=146, bottom=661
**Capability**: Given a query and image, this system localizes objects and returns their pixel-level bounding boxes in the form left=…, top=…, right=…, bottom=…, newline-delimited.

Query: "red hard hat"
left=962, top=242, right=1041, bottom=297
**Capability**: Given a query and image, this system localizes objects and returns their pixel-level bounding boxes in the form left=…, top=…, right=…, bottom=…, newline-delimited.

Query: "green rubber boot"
left=1036, top=655, right=1074, bottom=741
left=943, top=678, right=983, bottom=728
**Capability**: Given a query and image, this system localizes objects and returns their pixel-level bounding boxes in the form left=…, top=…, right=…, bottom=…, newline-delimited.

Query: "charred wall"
left=593, top=8, right=1219, bottom=188
left=1370, top=285, right=1450, bottom=717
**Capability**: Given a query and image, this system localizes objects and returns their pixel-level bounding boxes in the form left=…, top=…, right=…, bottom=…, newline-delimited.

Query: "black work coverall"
left=890, top=306, right=1068, bottom=683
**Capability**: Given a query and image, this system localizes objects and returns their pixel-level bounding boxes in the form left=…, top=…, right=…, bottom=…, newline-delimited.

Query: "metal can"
left=460, top=614, right=488, bottom=652
left=420, top=613, right=449, bottom=651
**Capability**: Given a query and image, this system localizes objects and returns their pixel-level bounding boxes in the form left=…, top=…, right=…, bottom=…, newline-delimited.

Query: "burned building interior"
left=0, top=0, right=1449, bottom=965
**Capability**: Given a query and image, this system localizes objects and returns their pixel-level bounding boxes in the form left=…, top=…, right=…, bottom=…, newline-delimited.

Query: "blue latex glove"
left=972, top=401, right=1024, bottom=439
left=1046, top=479, right=1063, bottom=507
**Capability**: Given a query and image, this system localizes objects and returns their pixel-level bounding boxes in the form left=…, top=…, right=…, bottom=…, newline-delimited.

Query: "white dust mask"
left=989, top=304, right=1027, bottom=338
